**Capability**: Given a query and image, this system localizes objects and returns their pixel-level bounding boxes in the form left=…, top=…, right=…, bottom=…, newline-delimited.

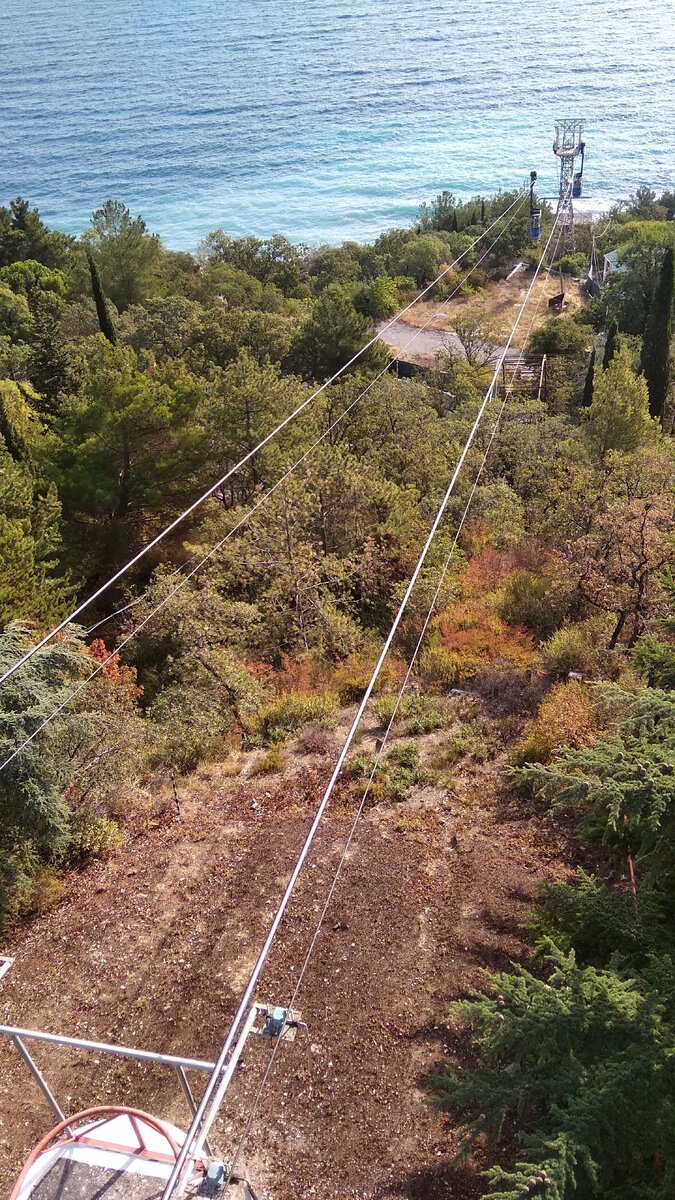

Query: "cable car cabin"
left=10, top=1108, right=205, bottom=1200
left=528, top=209, right=542, bottom=240
left=572, top=173, right=583, bottom=199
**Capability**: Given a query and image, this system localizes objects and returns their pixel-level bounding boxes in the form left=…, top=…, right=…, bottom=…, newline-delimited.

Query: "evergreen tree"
left=480, top=198, right=486, bottom=224
left=640, top=247, right=674, bottom=422
left=470, top=209, right=478, bottom=226
left=516, top=689, right=675, bottom=880
left=583, top=346, right=654, bottom=457
left=602, top=318, right=619, bottom=369
left=86, top=249, right=117, bottom=345
left=451, top=211, right=459, bottom=233
left=435, top=946, right=675, bottom=1200
left=290, top=284, right=388, bottom=379
left=83, top=200, right=163, bottom=310
left=581, top=347, right=595, bottom=407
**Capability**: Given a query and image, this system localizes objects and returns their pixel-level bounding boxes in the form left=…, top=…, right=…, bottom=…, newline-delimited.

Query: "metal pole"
left=190, top=1006, right=259, bottom=1166
left=0, top=956, right=13, bottom=981
left=174, top=1066, right=214, bottom=1158
left=0, top=1025, right=216, bottom=1073
left=11, top=1036, right=70, bottom=1130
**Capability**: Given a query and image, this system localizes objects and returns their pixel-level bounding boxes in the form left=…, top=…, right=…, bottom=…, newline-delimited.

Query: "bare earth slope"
left=0, top=715, right=575, bottom=1199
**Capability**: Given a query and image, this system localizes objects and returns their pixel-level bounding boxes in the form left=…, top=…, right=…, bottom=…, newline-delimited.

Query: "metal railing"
left=0, top=1022, right=218, bottom=1155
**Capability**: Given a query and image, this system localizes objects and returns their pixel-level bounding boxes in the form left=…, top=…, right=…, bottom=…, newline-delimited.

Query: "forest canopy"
left=0, top=185, right=674, bottom=1198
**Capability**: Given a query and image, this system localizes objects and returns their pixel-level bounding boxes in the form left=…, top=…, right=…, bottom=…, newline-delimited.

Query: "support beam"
left=11, top=1035, right=70, bottom=1129
left=0, top=1024, right=216, bottom=1073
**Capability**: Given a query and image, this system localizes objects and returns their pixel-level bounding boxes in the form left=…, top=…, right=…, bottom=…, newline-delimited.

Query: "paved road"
left=376, top=319, right=460, bottom=364
left=376, top=319, right=525, bottom=367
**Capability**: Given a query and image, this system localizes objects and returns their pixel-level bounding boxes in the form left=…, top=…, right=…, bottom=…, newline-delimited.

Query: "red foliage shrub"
left=86, top=639, right=141, bottom=700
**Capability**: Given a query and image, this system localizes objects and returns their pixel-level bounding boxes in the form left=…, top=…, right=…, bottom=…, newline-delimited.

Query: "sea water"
left=1, top=0, right=673, bottom=249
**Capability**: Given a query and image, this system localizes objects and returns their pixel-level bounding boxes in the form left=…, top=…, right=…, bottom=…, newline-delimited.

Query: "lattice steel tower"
left=553, top=119, right=586, bottom=252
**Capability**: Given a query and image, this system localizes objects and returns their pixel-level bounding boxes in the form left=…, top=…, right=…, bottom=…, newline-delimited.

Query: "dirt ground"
left=0, top=709, right=578, bottom=1199
left=394, top=270, right=586, bottom=355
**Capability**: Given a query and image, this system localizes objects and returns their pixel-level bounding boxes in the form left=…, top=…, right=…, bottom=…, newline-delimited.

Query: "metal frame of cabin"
left=1, top=955, right=310, bottom=1194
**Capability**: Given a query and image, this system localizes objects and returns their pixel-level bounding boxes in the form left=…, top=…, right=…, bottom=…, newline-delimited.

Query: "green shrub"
left=354, top=274, right=399, bottom=319
left=333, top=657, right=402, bottom=704
left=385, top=743, right=424, bottom=800
left=345, top=742, right=423, bottom=803
left=441, top=723, right=497, bottom=765
left=632, top=635, right=675, bottom=689
left=418, top=644, right=461, bottom=687
left=498, top=570, right=567, bottom=640
left=256, top=689, right=339, bottom=743
left=392, top=812, right=425, bottom=834
left=374, top=691, right=448, bottom=734
left=406, top=711, right=446, bottom=735
left=251, top=746, right=284, bottom=775
left=150, top=685, right=237, bottom=773
left=24, top=866, right=67, bottom=917
left=345, top=751, right=377, bottom=780
left=386, top=742, right=421, bottom=770
left=559, top=252, right=587, bottom=276
left=541, top=615, right=617, bottom=680
left=65, top=810, right=123, bottom=866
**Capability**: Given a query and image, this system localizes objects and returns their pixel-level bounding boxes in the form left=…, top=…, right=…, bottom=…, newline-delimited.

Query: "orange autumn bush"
left=462, top=539, right=554, bottom=599
left=332, top=654, right=405, bottom=703
left=463, top=543, right=517, bottom=595
left=419, top=597, right=534, bottom=687
left=512, top=679, right=598, bottom=766
left=85, top=639, right=142, bottom=702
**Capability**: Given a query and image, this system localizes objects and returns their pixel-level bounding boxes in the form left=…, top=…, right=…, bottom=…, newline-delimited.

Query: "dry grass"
left=399, top=272, right=587, bottom=348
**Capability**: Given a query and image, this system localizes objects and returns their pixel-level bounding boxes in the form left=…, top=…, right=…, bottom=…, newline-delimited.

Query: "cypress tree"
left=86, top=249, right=117, bottom=345
left=451, top=211, right=459, bottom=233
left=470, top=209, right=478, bottom=226
left=581, top=347, right=595, bottom=406
left=640, top=246, right=673, bottom=422
left=602, top=319, right=619, bottom=370
left=480, top=198, right=486, bottom=224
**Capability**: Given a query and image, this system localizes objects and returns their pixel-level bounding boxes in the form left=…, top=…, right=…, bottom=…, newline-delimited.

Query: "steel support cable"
left=159, top=212, right=563, bottom=1200
left=0, top=192, right=528, bottom=689
left=222, top=212, right=568, bottom=1185
left=78, top=198, right=528, bottom=642
left=0, top=204, right=529, bottom=777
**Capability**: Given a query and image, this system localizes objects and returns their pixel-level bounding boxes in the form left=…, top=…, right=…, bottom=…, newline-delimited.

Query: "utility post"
left=553, top=119, right=586, bottom=252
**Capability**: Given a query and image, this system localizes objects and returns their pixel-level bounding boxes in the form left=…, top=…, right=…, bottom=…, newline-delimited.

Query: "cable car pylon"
left=553, top=118, right=586, bottom=251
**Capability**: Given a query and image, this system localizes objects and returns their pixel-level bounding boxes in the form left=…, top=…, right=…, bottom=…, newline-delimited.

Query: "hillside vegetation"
left=0, top=185, right=674, bottom=1198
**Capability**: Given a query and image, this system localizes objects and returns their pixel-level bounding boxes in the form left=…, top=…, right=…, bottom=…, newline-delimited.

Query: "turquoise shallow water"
left=1, top=0, right=674, bottom=248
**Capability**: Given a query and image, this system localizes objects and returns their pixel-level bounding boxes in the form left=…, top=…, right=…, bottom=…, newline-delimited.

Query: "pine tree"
left=514, top=687, right=675, bottom=882
left=581, top=347, right=595, bottom=406
left=583, top=345, right=654, bottom=457
left=435, top=946, right=675, bottom=1200
left=602, top=319, right=619, bottom=369
left=640, top=247, right=673, bottom=422
left=86, top=249, right=117, bottom=345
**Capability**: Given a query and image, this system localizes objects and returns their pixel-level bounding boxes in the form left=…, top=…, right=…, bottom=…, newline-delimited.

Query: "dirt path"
left=0, top=721, right=575, bottom=1199
left=376, top=319, right=462, bottom=365
left=377, top=271, right=586, bottom=366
